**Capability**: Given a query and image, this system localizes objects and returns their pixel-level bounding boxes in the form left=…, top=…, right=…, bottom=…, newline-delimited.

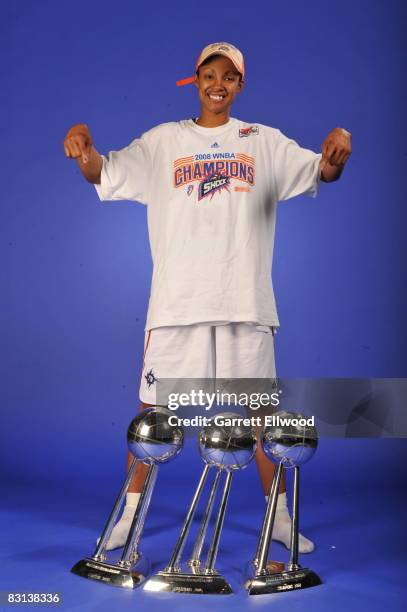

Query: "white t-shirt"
left=94, top=117, right=321, bottom=330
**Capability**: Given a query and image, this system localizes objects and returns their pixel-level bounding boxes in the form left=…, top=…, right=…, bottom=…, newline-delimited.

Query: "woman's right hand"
left=63, top=124, right=93, bottom=164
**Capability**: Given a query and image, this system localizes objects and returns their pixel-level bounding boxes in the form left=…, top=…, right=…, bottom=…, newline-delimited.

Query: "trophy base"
left=245, top=565, right=321, bottom=595
left=71, top=555, right=150, bottom=589
left=144, top=570, right=233, bottom=595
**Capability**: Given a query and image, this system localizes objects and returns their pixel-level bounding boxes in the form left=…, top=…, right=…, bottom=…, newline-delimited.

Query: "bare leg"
left=127, top=402, right=155, bottom=493
left=254, top=433, right=286, bottom=495
left=98, top=402, right=157, bottom=550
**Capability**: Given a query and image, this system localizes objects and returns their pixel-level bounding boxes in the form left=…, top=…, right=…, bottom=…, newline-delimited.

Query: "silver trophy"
left=71, top=407, right=184, bottom=588
left=246, top=410, right=321, bottom=595
left=145, top=412, right=256, bottom=595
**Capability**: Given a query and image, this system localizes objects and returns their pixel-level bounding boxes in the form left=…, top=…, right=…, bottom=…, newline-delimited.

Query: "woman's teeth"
left=209, top=94, right=224, bottom=101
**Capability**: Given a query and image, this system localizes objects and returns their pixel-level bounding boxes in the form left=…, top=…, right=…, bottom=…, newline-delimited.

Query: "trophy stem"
left=129, top=462, right=159, bottom=553
left=119, top=462, right=159, bottom=567
left=92, top=457, right=138, bottom=560
left=288, top=466, right=300, bottom=571
left=189, top=468, right=222, bottom=567
left=165, top=464, right=211, bottom=573
left=255, top=460, right=284, bottom=575
left=205, top=470, right=233, bottom=573
left=253, top=457, right=280, bottom=566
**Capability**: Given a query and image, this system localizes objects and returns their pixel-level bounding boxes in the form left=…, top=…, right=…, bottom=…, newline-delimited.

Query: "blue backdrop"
left=1, top=2, right=406, bottom=609
left=2, top=0, right=406, bottom=480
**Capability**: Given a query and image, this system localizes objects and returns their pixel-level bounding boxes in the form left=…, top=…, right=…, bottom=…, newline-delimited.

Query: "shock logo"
left=173, top=152, right=255, bottom=201
left=198, top=173, right=230, bottom=201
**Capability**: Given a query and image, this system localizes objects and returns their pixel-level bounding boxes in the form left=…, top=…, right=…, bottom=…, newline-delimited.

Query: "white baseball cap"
left=176, top=42, right=245, bottom=86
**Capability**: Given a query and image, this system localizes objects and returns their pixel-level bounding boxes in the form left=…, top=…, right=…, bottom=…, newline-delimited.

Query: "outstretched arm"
left=320, top=127, right=352, bottom=182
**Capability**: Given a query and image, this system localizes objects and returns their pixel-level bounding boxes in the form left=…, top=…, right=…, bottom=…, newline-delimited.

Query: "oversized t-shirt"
left=94, top=117, right=321, bottom=330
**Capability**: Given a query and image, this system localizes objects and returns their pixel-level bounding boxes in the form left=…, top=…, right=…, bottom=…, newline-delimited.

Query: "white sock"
left=97, top=492, right=141, bottom=551
left=265, top=492, right=315, bottom=553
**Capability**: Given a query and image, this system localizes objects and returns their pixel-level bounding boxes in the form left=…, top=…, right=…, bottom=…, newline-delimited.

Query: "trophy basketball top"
left=262, top=410, right=318, bottom=468
left=127, top=407, right=184, bottom=464
left=198, top=412, right=257, bottom=471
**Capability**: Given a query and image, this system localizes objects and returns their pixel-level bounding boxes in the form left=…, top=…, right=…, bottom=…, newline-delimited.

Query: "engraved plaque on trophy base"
left=245, top=564, right=321, bottom=595
left=71, top=555, right=150, bottom=589
left=145, top=568, right=232, bottom=595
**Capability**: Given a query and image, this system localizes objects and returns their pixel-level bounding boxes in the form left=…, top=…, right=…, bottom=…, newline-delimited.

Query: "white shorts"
left=139, top=322, right=276, bottom=405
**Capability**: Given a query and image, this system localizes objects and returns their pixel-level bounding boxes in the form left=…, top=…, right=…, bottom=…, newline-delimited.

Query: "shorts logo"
left=198, top=173, right=230, bottom=201
left=145, top=368, right=158, bottom=388
left=239, top=126, right=259, bottom=138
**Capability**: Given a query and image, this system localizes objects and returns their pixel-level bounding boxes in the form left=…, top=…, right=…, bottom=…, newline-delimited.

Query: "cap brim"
left=176, top=76, right=196, bottom=87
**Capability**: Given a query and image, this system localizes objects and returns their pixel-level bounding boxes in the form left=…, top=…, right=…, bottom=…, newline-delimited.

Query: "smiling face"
left=194, top=55, right=243, bottom=120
